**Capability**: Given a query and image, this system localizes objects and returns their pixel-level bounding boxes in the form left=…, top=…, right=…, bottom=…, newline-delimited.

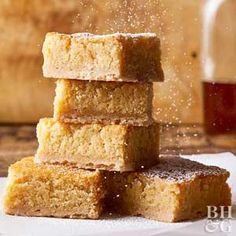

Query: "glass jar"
left=202, top=0, right=236, bottom=148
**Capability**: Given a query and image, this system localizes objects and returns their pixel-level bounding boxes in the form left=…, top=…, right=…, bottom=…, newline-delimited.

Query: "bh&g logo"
left=205, top=206, right=233, bottom=233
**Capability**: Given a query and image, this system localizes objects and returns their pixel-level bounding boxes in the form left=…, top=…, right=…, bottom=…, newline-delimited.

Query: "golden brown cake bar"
left=4, top=157, right=105, bottom=219
left=42, top=32, right=164, bottom=82
left=54, top=79, right=153, bottom=126
left=35, top=118, right=159, bottom=171
left=105, top=157, right=231, bottom=222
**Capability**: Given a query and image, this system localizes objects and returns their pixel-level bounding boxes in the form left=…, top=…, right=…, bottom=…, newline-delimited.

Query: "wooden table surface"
left=0, top=124, right=235, bottom=177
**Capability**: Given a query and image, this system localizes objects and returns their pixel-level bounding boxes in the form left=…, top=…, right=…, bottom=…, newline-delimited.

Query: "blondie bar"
left=4, top=157, right=104, bottom=219
left=105, top=157, right=231, bottom=222
left=42, top=32, right=164, bottom=82
left=54, top=79, right=153, bottom=126
left=36, top=118, right=159, bottom=171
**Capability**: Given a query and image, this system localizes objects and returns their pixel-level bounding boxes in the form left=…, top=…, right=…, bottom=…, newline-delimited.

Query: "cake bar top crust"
left=42, top=32, right=164, bottom=82
left=8, top=156, right=102, bottom=182
left=144, top=157, right=229, bottom=182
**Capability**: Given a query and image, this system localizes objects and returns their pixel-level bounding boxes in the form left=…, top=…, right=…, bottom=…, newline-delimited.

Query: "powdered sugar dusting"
left=144, top=156, right=229, bottom=182
left=71, top=32, right=157, bottom=39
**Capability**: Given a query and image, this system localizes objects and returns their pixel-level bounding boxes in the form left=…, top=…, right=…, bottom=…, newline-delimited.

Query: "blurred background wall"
left=0, top=0, right=203, bottom=124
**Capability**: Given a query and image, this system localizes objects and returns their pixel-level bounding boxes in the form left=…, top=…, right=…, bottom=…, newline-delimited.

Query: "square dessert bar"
left=36, top=118, right=159, bottom=172
left=54, top=79, right=153, bottom=126
left=105, top=157, right=231, bottom=222
left=4, top=157, right=105, bottom=219
left=42, top=32, right=164, bottom=82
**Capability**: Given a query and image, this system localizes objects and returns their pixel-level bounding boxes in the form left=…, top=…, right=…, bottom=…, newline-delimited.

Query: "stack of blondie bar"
left=4, top=33, right=231, bottom=222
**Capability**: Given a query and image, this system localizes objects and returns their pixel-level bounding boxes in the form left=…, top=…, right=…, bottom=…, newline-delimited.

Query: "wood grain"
left=0, top=124, right=235, bottom=177
left=0, top=125, right=37, bottom=176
